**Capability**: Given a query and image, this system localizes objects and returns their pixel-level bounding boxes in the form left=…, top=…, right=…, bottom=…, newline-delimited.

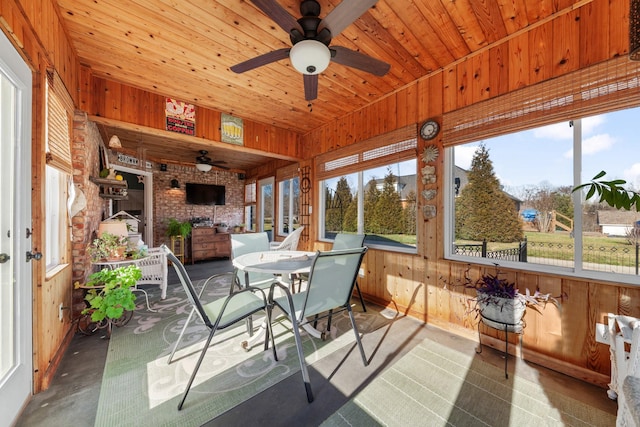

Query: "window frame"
left=44, top=165, right=69, bottom=272
left=316, top=126, right=418, bottom=253
left=443, top=115, right=640, bottom=286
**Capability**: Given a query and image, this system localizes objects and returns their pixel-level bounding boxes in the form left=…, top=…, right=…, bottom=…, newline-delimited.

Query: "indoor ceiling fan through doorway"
left=195, top=150, right=228, bottom=172
left=230, top=0, right=390, bottom=101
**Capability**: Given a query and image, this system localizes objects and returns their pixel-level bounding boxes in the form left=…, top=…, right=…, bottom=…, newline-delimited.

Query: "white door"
left=0, top=31, right=33, bottom=426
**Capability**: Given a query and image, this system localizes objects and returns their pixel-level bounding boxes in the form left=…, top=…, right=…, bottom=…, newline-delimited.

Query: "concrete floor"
left=16, top=259, right=618, bottom=426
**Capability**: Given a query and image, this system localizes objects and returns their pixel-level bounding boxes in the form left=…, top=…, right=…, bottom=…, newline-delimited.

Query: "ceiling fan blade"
left=303, top=74, right=318, bottom=101
left=321, top=0, right=378, bottom=38
left=230, top=48, right=290, bottom=73
left=331, top=46, right=390, bottom=76
left=249, top=0, right=303, bottom=34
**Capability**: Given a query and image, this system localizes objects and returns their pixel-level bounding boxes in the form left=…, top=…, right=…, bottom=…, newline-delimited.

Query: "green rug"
left=321, top=338, right=615, bottom=427
left=95, top=277, right=389, bottom=427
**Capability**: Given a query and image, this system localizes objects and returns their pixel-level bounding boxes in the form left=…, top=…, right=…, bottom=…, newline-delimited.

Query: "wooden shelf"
left=89, top=176, right=128, bottom=188
left=90, top=176, right=128, bottom=200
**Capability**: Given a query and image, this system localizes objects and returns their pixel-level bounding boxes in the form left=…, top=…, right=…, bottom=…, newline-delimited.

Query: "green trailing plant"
left=573, top=170, right=640, bottom=211
left=87, top=232, right=129, bottom=262
left=166, top=218, right=192, bottom=238
left=77, top=265, right=141, bottom=322
left=445, top=264, right=563, bottom=317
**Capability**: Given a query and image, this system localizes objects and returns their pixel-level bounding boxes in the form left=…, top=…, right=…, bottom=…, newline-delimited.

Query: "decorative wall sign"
left=422, top=205, right=436, bottom=218
left=221, top=113, right=244, bottom=145
left=422, top=144, right=439, bottom=163
left=422, top=189, right=436, bottom=200
left=166, top=98, right=196, bottom=136
left=421, top=165, right=436, bottom=184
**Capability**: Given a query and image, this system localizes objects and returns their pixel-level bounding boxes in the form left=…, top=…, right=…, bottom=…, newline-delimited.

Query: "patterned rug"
left=321, top=337, right=616, bottom=427
left=94, top=276, right=390, bottom=427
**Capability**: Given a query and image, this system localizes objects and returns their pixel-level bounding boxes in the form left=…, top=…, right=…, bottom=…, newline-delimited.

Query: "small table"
left=476, top=314, right=524, bottom=379
left=232, top=250, right=317, bottom=348
left=232, top=250, right=315, bottom=284
left=92, top=256, right=156, bottom=312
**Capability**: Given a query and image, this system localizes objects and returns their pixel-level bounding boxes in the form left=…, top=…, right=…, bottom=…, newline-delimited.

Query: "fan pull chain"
left=308, top=102, right=313, bottom=112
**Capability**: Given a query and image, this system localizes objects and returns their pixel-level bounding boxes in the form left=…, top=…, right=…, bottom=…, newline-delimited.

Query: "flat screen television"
left=185, top=183, right=225, bottom=205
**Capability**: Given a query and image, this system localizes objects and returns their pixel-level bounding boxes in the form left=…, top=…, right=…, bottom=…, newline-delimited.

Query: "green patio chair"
left=332, top=233, right=367, bottom=312
left=161, top=245, right=272, bottom=410
left=231, top=232, right=274, bottom=289
left=267, top=247, right=369, bottom=403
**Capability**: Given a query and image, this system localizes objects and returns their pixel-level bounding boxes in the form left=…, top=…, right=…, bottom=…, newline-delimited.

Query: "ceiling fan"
left=230, top=0, right=390, bottom=101
left=195, top=150, right=228, bottom=172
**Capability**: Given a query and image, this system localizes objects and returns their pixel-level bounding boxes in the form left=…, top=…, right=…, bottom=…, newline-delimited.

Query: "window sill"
left=45, top=263, right=70, bottom=281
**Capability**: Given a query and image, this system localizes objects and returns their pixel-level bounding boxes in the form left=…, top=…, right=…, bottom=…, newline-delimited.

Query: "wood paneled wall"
left=79, top=72, right=302, bottom=160
left=300, top=0, right=632, bottom=387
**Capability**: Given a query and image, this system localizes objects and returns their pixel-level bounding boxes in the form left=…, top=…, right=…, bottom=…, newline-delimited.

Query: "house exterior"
left=598, top=210, right=640, bottom=236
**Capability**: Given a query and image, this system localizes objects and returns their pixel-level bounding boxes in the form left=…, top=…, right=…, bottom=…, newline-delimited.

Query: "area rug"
left=321, top=338, right=616, bottom=427
left=94, top=277, right=390, bottom=427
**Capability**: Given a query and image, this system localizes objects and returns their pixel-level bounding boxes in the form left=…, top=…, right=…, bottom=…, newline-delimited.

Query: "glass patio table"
left=232, top=250, right=320, bottom=348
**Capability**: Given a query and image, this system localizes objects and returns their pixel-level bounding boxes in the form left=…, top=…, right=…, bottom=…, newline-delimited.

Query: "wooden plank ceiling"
left=55, top=0, right=582, bottom=169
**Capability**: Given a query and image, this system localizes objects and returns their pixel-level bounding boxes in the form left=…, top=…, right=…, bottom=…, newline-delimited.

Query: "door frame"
left=111, top=165, right=154, bottom=246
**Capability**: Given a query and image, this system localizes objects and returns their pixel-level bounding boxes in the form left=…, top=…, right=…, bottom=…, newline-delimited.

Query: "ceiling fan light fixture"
left=196, top=163, right=212, bottom=172
left=290, top=40, right=331, bottom=75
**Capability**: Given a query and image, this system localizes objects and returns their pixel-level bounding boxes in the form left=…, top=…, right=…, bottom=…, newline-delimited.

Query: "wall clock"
left=420, top=119, right=440, bottom=140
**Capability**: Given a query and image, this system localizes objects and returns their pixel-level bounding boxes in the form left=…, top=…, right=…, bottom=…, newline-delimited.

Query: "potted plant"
left=76, top=264, right=141, bottom=323
left=166, top=218, right=192, bottom=239
left=88, top=232, right=129, bottom=262
left=455, top=264, right=561, bottom=326
left=216, top=222, right=229, bottom=233
left=573, top=170, right=640, bottom=211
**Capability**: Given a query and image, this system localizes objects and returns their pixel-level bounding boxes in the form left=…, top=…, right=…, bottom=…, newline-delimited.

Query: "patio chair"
left=231, top=232, right=274, bottom=290
left=332, top=233, right=367, bottom=312
left=267, top=247, right=369, bottom=403
left=160, top=245, right=272, bottom=410
left=270, top=226, right=305, bottom=251
left=135, top=247, right=168, bottom=299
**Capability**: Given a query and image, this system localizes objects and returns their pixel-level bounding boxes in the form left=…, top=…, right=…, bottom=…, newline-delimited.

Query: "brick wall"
left=70, top=112, right=108, bottom=314
left=153, top=164, right=244, bottom=247
left=71, top=113, right=245, bottom=309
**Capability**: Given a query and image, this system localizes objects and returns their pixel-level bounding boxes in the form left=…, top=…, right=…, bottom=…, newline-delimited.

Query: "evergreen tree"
left=364, top=178, right=381, bottom=233
left=324, top=177, right=353, bottom=233
left=403, top=190, right=417, bottom=234
left=455, top=144, right=523, bottom=242
left=375, top=169, right=404, bottom=234
left=324, top=186, right=340, bottom=232
left=343, top=191, right=358, bottom=232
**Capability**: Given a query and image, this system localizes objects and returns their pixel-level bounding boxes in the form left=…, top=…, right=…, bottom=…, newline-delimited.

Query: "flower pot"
left=476, top=293, right=525, bottom=326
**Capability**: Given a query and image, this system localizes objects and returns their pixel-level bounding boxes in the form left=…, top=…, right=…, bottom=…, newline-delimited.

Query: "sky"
left=454, top=106, right=640, bottom=195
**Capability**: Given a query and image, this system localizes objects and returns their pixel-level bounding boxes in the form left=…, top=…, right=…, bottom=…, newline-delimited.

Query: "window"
left=244, top=182, right=256, bottom=231
left=317, top=126, right=418, bottom=252
left=44, top=69, right=73, bottom=272
left=45, top=165, right=68, bottom=268
left=445, top=105, right=640, bottom=285
left=278, top=177, right=299, bottom=235
left=258, top=177, right=274, bottom=238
